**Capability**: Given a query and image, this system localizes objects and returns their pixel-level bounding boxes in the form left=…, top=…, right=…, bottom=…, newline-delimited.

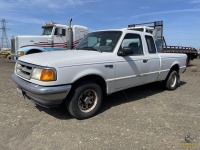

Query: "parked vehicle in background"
left=128, top=21, right=198, bottom=65
left=12, top=25, right=187, bottom=119
left=0, top=49, right=11, bottom=59
left=11, top=19, right=88, bottom=60
left=197, top=49, right=200, bottom=58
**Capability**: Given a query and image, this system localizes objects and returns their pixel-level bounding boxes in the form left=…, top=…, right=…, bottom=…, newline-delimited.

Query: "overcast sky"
left=1, top=0, right=200, bottom=48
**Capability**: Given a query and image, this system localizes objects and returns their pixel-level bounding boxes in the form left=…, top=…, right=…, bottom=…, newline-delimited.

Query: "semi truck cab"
left=11, top=21, right=88, bottom=60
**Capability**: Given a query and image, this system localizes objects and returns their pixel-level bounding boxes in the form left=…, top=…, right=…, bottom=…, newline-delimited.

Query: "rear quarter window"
left=145, top=35, right=157, bottom=54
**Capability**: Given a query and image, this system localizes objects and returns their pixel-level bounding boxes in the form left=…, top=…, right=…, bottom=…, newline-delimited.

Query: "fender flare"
left=17, top=46, right=47, bottom=55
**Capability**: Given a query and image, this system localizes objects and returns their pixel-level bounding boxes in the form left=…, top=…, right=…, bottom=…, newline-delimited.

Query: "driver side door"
left=115, top=33, right=149, bottom=91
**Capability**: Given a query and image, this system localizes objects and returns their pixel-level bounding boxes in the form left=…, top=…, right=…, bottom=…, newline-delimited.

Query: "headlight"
left=32, top=68, right=42, bottom=80
left=18, top=51, right=25, bottom=56
left=32, top=68, right=56, bottom=81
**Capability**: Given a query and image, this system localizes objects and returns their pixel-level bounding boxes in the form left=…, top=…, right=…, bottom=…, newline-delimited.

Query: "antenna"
left=0, top=19, right=10, bottom=50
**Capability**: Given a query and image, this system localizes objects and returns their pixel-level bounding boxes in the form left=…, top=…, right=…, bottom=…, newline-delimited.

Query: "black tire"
left=7, top=55, right=11, bottom=60
left=67, top=82, right=103, bottom=120
left=165, top=70, right=179, bottom=90
left=186, top=55, right=191, bottom=66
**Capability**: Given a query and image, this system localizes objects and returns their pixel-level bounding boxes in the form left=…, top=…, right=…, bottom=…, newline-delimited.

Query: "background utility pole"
left=0, top=19, right=10, bottom=50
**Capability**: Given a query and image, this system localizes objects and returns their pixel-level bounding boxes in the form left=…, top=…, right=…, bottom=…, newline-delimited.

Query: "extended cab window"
left=120, top=33, right=143, bottom=55
left=145, top=35, right=156, bottom=54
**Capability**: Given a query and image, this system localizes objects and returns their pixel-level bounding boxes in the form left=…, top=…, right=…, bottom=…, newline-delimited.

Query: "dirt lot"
left=0, top=57, right=200, bottom=150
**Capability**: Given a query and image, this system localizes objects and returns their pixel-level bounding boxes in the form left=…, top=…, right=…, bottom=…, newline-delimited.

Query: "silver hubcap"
left=170, top=73, right=177, bottom=88
left=78, top=89, right=98, bottom=113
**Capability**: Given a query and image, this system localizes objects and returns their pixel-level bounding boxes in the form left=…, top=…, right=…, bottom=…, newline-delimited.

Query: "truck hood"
left=16, top=35, right=50, bottom=40
left=15, top=35, right=51, bottom=49
left=17, top=35, right=49, bottom=38
left=18, top=50, right=115, bottom=68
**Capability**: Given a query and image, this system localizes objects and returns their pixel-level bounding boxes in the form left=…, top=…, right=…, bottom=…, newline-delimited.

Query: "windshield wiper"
left=81, top=46, right=102, bottom=53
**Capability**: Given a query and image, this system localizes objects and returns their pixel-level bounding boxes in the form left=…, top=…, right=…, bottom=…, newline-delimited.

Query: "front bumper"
left=12, top=74, right=71, bottom=108
left=11, top=54, right=19, bottom=61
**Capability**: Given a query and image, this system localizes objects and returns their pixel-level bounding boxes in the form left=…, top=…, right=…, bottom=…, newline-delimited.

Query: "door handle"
left=105, top=65, right=113, bottom=68
left=143, top=59, right=149, bottom=63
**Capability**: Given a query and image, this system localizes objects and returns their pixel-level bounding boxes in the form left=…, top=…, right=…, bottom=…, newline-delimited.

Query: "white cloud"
left=0, top=1, right=15, bottom=9
left=7, top=16, right=45, bottom=25
left=140, top=6, right=150, bottom=9
left=21, top=0, right=100, bottom=8
left=132, top=8, right=200, bottom=18
left=0, top=0, right=101, bottom=10
left=190, top=0, right=200, bottom=3
left=63, top=0, right=103, bottom=8
left=0, top=0, right=101, bottom=25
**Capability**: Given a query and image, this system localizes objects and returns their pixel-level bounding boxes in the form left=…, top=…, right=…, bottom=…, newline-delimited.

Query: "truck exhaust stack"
left=68, top=18, right=73, bottom=50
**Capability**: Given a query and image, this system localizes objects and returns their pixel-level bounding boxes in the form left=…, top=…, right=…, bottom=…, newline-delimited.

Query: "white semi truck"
left=11, top=19, right=88, bottom=60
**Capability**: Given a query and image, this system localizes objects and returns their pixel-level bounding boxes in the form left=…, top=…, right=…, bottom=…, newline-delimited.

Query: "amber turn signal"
left=40, top=69, right=55, bottom=81
left=18, top=51, right=25, bottom=56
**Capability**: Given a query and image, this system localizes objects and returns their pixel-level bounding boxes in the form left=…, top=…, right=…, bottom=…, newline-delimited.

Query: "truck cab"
left=11, top=22, right=88, bottom=60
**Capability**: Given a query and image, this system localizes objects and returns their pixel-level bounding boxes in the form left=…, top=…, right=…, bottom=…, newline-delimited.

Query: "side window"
left=145, top=35, right=156, bottom=54
left=54, top=28, right=58, bottom=35
left=62, top=29, right=66, bottom=36
left=120, top=33, right=143, bottom=55
left=54, top=28, right=65, bottom=36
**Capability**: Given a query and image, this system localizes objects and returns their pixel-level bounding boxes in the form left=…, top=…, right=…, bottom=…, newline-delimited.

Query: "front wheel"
left=164, top=70, right=179, bottom=90
left=67, top=82, right=103, bottom=120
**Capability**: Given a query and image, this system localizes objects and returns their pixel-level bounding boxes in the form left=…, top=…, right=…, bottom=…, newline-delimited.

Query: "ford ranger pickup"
left=12, top=27, right=187, bottom=119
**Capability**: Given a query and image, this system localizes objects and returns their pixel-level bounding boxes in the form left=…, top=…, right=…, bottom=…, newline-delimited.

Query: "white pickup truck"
left=12, top=27, right=187, bottom=119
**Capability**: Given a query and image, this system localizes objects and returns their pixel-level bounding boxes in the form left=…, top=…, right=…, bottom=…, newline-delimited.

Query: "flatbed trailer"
left=128, top=21, right=198, bottom=65
left=161, top=46, right=198, bottom=64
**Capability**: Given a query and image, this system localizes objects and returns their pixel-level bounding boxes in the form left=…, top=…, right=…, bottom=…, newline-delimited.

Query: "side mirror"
left=118, top=47, right=133, bottom=56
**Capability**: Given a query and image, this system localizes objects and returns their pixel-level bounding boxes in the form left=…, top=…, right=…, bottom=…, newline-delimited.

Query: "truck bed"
left=161, top=46, right=198, bottom=64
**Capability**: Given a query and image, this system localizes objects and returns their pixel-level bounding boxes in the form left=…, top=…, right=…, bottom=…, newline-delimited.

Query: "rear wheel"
left=186, top=55, right=191, bottom=66
left=164, top=70, right=179, bottom=90
left=7, top=55, right=11, bottom=60
left=67, top=81, right=103, bottom=120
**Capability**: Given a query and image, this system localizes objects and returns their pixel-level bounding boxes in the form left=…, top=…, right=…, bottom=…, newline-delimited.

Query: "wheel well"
left=72, top=75, right=107, bottom=95
left=170, top=64, right=179, bottom=74
left=164, top=64, right=180, bottom=83
left=26, top=49, right=42, bottom=55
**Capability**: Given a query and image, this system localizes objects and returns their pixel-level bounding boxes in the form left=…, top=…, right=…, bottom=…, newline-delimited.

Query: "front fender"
left=17, top=46, right=68, bottom=55
left=17, top=46, right=47, bottom=54
left=72, top=68, right=106, bottom=83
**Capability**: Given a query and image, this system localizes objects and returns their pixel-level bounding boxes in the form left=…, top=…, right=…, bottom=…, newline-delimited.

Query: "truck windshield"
left=42, top=26, right=53, bottom=35
left=76, top=31, right=122, bottom=52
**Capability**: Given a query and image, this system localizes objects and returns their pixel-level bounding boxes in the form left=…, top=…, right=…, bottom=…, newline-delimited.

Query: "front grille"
left=11, top=38, right=16, bottom=54
left=16, top=62, right=33, bottom=79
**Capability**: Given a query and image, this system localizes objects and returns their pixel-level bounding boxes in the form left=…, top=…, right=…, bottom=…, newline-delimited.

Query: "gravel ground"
left=0, top=57, right=200, bottom=150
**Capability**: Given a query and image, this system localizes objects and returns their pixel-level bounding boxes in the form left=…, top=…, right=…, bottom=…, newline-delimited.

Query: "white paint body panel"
left=11, top=24, right=88, bottom=54
left=17, top=28, right=187, bottom=94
